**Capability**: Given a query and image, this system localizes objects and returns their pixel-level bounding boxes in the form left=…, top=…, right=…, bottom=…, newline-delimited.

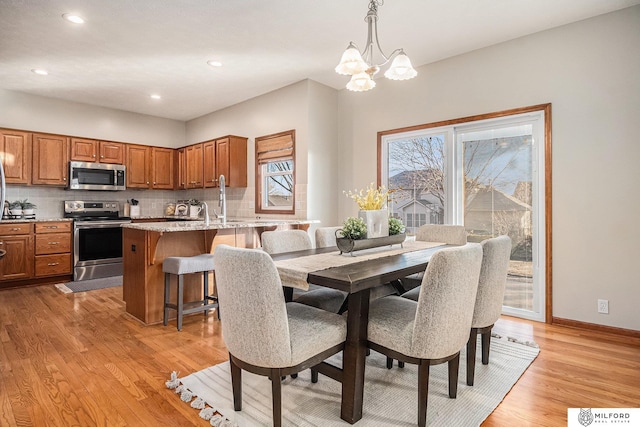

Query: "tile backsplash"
left=4, top=184, right=307, bottom=220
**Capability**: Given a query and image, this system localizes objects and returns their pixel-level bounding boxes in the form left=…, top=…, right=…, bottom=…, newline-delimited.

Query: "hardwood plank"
left=0, top=285, right=638, bottom=426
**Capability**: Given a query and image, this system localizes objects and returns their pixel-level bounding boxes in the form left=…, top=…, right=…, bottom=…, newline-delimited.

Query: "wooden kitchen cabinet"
left=34, top=222, right=72, bottom=277
left=0, top=223, right=34, bottom=281
left=202, top=136, right=247, bottom=188
left=71, top=138, right=125, bottom=164
left=0, top=128, right=32, bottom=184
left=176, top=147, right=186, bottom=189
left=126, top=144, right=174, bottom=190
left=185, top=143, right=203, bottom=188
left=126, top=144, right=151, bottom=188
left=31, top=133, right=69, bottom=186
left=151, top=147, right=174, bottom=189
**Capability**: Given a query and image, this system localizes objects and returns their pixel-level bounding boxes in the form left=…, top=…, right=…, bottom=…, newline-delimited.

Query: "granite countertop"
left=0, top=217, right=74, bottom=223
left=122, top=218, right=318, bottom=232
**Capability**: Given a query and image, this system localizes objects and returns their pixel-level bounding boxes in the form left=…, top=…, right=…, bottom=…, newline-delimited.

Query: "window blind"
left=256, top=131, right=294, bottom=164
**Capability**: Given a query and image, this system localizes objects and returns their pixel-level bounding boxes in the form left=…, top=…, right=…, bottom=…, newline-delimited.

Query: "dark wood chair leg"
left=283, top=286, right=293, bottom=302
left=417, top=361, right=430, bottom=427
left=448, top=353, right=460, bottom=398
left=176, top=275, right=184, bottom=331
left=290, top=373, right=298, bottom=379
left=271, top=369, right=282, bottom=427
left=230, top=357, right=242, bottom=411
left=203, top=271, right=209, bottom=317
left=467, top=328, right=478, bottom=386
left=481, top=327, right=492, bottom=365
left=398, top=361, right=405, bottom=368
left=163, top=273, right=170, bottom=326
left=311, top=368, right=318, bottom=383
left=386, top=357, right=393, bottom=369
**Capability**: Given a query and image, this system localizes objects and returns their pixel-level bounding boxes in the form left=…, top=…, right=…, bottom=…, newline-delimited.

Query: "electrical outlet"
left=597, top=299, right=609, bottom=314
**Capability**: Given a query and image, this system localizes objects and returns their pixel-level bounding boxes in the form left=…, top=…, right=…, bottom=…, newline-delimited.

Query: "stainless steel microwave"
left=68, top=161, right=126, bottom=191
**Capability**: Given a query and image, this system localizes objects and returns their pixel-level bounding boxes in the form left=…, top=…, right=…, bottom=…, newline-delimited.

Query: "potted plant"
left=9, top=200, right=23, bottom=216
left=344, top=183, right=391, bottom=238
left=388, top=217, right=405, bottom=235
left=336, top=216, right=406, bottom=255
left=20, top=199, right=37, bottom=216
left=340, top=217, right=367, bottom=240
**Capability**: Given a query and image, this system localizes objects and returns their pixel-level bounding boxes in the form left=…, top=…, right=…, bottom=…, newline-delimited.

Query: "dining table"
left=271, top=240, right=449, bottom=424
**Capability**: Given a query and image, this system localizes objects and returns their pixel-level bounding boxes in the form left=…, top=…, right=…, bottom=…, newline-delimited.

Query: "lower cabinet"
left=34, top=222, right=72, bottom=277
left=0, top=221, right=72, bottom=285
left=0, top=223, right=34, bottom=280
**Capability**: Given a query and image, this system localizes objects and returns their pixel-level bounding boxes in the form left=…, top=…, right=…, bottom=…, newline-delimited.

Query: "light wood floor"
left=1, top=285, right=638, bottom=426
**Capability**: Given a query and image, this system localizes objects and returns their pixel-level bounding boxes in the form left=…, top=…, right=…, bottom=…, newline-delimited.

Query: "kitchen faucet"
left=202, top=201, right=210, bottom=226
left=216, top=174, right=226, bottom=225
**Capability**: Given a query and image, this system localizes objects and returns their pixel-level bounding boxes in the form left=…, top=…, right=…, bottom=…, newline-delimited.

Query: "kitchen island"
left=121, top=218, right=317, bottom=324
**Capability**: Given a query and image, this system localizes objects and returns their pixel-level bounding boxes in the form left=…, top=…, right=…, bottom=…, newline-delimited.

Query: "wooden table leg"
left=340, top=288, right=370, bottom=424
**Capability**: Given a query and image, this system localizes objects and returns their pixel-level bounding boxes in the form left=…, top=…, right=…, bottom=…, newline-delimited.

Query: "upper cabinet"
left=176, top=148, right=186, bottom=190
left=150, top=147, right=174, bottom=190
left=185, top=143, right=203, bottom=189
left=126, top=144, right=174, bottom=190
left=203, top=135, right=247, bottom=188
left=70, top=138, right=124, bottom=164
left=31, top=133, right=69, bottom=186
left=126, top=144, right=151, bottom=189
left=0, top=128, right=31, bottom=184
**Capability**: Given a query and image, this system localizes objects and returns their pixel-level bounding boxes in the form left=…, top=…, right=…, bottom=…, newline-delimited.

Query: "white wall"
left=337, top=6, right=640, bottom=330
left=186, top=80, right=340, bottom=227
left=0, top=89, right=185, bottom=147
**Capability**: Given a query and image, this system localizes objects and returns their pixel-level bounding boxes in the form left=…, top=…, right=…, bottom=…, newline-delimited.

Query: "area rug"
left=55, top=276, right=122, bottom=293
left=166, top=335, right=539, bottom=426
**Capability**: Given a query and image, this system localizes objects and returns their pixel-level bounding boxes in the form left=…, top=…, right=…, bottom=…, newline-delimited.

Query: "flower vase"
left=358, top=209, right=389, bottom=238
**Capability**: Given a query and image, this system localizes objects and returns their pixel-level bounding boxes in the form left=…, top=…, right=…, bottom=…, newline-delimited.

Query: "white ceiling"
left=1, top=0, right=638, bottom=121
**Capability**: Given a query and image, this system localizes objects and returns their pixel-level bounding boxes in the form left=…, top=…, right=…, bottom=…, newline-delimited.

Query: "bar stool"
left=163, top=254, right=219, bottom=331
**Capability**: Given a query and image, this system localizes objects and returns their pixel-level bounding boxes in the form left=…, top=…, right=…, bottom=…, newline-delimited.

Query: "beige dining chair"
left=467, top=235, right=512, bottom=386
left=262, top=229, right=347, bottom=314
left=213, top=245, right=347, bottom=427
left=314, top=226, right=342, bottom=248
left=367, top=243, right=483, bottom=427
left=401, top=224, right=468, bottom=296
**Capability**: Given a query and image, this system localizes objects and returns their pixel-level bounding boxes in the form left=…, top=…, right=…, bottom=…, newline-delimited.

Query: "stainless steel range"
left=64, top=200, right=131, bottom=281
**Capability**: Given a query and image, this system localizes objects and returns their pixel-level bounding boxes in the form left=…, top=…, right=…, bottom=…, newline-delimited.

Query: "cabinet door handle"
left=0, top=242, right=3, bottom=245
left=47, top=262, right=60, bottom=266
left=48, top=242, right=60, bottom=245
left=45, top=225, right=58, bottom=229
left=10, top=227, right=19, bottom=231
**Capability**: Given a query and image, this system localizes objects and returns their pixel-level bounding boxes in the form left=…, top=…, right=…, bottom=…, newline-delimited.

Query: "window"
left=379, top=105, right=551, bottom=322
left=255, top=130, right=295, bottom=214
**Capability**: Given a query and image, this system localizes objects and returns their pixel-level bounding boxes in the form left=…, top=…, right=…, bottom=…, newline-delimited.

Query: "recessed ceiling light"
left=207, top=60, right=223, bottom=68
left=150, top=94, right=161, bottom=100
left=31, top=69, right=49, bottom=75
left=62, top=13, right=85, bottom=24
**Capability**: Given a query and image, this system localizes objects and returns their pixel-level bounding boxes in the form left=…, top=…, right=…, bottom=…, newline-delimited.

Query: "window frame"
left=377, top=104, right=552, bottom=323
left=255, top=129, right=296, bottom=214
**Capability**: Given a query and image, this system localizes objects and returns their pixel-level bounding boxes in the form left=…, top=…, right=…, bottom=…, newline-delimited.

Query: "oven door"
left=73, top=220, right=130, bottom=281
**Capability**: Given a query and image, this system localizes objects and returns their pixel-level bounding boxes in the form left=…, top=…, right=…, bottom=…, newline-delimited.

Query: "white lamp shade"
left=384, top=53, right=418, bottom=80
left=346, top=72, right=376, bottom=92
left=335, top=45, right=368, bottom=76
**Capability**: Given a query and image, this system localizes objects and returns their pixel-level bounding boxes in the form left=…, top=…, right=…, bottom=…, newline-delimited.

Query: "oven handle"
left=74, top=221, right=131, bottom=229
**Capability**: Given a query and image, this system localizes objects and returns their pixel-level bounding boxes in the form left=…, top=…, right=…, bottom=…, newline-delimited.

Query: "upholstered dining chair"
left=262, top=229, right=347, bottom=314
left=213, top=245, right=347, bottom=427
left=466, top=235, right=512, bottom=386
left=314, top=226, right=342, bottom=248
left=367, top=243, right=483, bottom=427
left=401, top=224, right=468, bottom=297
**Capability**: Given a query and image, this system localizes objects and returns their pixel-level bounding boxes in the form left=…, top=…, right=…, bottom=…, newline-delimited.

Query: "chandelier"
left=335, top=0, right=417, bottom=92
